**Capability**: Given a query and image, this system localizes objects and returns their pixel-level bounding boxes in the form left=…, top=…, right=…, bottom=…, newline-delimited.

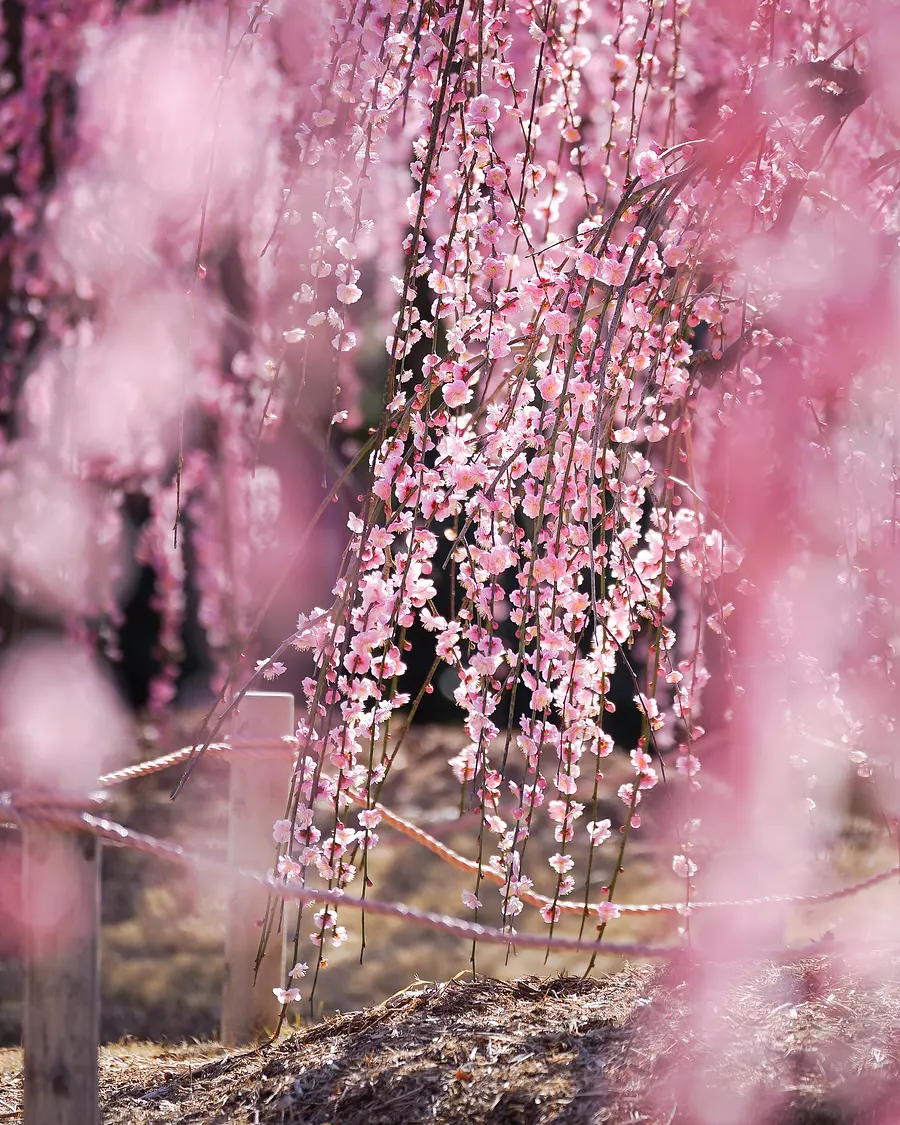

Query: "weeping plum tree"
left=2, top=0, right=900, bottom=1008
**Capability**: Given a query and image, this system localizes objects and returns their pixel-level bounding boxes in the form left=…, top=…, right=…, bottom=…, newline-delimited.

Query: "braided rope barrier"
left=95, top=736, right=299, bottom=788
left=6, top=733, right=896, bottom=921
left=2, top=795, right=880, bottom=962
left=3, top=787, right=895, bottom=954
left=2, top=797, right=673, bottom=958
left=342, top=789, right=900, bottom=915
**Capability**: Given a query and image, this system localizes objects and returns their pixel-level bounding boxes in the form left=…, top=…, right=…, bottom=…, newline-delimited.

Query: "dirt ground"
left=3, top=957, right=900, bottom=1124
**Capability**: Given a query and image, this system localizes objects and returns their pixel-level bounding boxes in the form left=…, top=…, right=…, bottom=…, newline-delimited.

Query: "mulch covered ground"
left=4, top=955, right=900, bottom=1124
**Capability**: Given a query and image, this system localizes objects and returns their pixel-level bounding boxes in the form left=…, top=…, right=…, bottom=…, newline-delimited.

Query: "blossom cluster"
left=255, top=0, right=900, bottom=997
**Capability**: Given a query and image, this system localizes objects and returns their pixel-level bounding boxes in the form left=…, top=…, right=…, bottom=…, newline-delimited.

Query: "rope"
left=92, top=741, right=896, bottom=919
left=98, top=744, right=218, bottom=785
left=342, top=788, right=900, bottom=915
left=2, top=797, right=876, bottom=963
left=7, top=787, right=900, bottom=954
left=96, top=736, right=299, bottom=788
left=2, top=798, right=674, bottom=958
left=5, top=754, right=899, bottom=919
left=103, top=741, right=889, bottom=918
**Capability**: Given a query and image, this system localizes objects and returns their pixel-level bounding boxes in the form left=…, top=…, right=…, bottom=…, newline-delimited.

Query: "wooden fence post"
left=22, top=822, right=101, bottom=1125
left=12, top=643, right=132, bottom=1125
left=222, top=690, right=295, bottom=1046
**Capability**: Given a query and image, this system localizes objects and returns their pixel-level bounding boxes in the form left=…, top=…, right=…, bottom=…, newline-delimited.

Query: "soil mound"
left=4, top=957, right=900, bottom=1124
